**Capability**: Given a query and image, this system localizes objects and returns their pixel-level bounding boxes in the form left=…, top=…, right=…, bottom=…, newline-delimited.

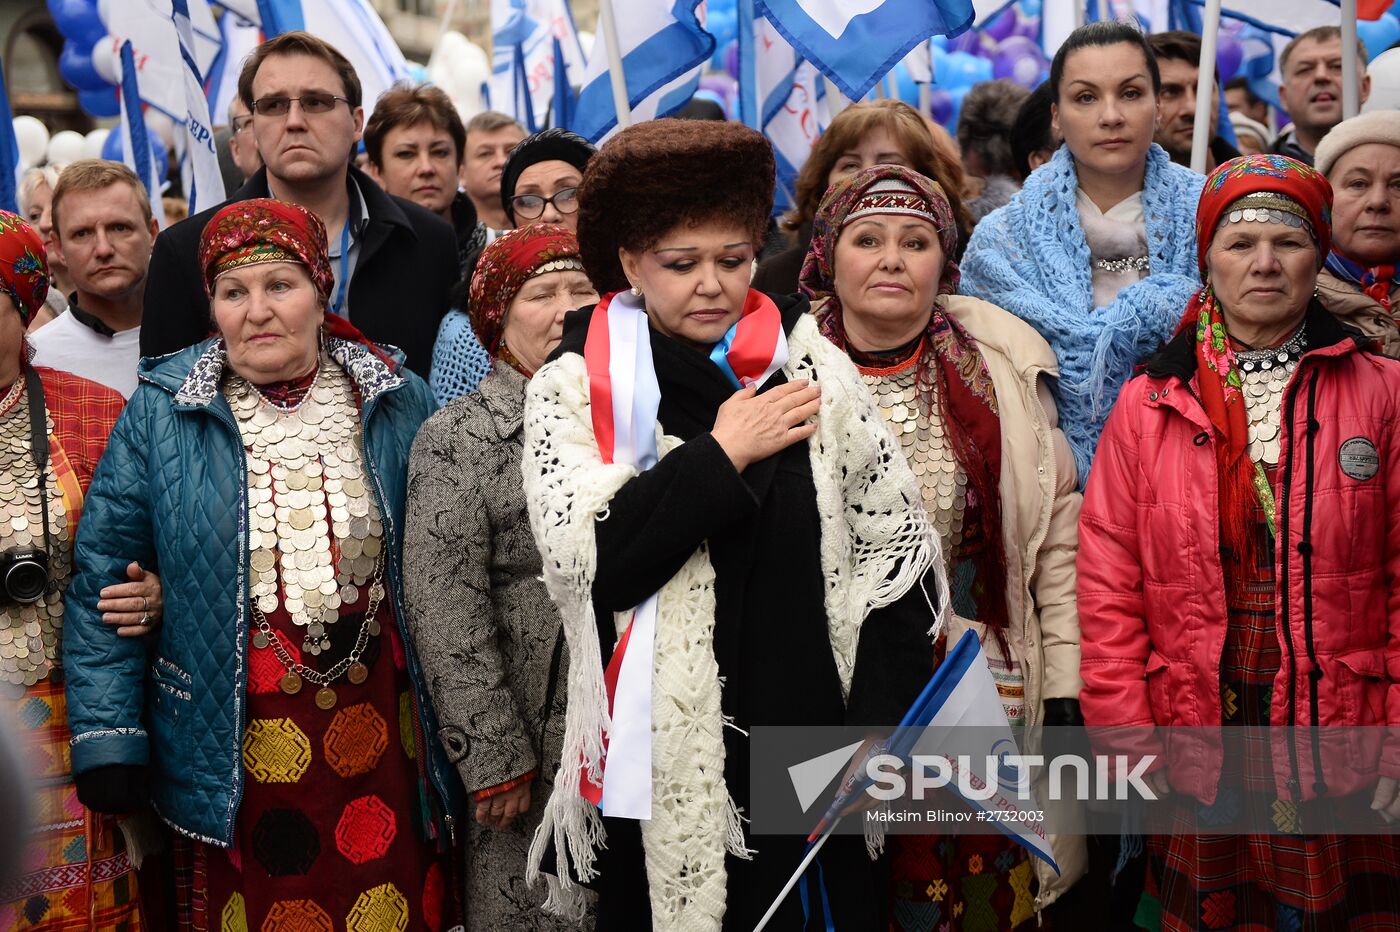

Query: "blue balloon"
left=58, top=43, right=107, bottom=91
left=100, top=126, right=169, bottom=183
left=1358, top=13, right=1400, bottom=60
left=1019, top=0, right=1044, bottom=17
left=940, top=51, right=992, bottom=89
left=77, top=86, right=118, bottom=118
left=48, top=0, right=105, bottom=48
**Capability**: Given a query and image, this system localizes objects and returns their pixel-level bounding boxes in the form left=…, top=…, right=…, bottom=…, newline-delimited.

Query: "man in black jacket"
left=141, top=31, right=456, bottom=376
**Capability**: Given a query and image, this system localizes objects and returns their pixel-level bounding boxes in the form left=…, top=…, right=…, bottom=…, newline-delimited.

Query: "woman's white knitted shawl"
left=521, top=314, right=944, bottom=930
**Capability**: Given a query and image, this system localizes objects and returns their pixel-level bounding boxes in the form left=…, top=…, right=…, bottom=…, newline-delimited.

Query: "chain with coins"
left=1236, top=324, right=1306, bottom=468
left=861, top=355, right=968, bottom=557
left=0, top=379, right=68, bottom=689
left=225, top=353, right=387, bottom=710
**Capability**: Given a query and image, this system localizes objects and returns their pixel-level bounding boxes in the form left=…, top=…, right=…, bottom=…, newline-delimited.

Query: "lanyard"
left=328, top=219, right=352, bottom=317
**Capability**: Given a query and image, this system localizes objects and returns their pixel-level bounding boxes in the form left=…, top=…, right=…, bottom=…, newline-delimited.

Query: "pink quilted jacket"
left=1077, top=309, right=1400, bottom=803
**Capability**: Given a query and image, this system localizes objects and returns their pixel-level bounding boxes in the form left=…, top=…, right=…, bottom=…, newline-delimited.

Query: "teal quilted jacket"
left=63, top=336, right=463, bottom=847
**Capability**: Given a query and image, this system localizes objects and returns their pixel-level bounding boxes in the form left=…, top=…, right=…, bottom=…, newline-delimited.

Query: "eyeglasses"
left=511, top=187, right=579, bottom=220
left=231, top=116, right=253, bottom=134
left=250, top=93, right=350, bottom=117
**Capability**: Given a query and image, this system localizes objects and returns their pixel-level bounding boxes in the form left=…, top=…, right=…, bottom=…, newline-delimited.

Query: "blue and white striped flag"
left=172, top=0, right=226, bottom=213
left=0, top=56, right=20, bottom=215
left=757, top=0, right=974, bottom=100
left=117, top=40, right=167, bottom=227
left=751, top=15, right=826, bottom=212
left=207, top=7, right=260, bottom=125
left=97, top=0, right=222, bottom=124
left=573, top=0, right=715, bottom=143
left=490, top=0, right=586, bottom=132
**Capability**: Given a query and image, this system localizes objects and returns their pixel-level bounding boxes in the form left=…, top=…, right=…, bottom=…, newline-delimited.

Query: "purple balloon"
left=724, top=42, right=740, bottom=80
left=949, top=30, right=983, bottom=56
left=992, top=36, right=1047, bottom=88
left=985, top=8, right=1017, bottom=41
left=930, top=88, right=954, bottom=125
left=1216, top=35, right=1244, bottom=81
left=1011, top=11, right=1041, bottom=40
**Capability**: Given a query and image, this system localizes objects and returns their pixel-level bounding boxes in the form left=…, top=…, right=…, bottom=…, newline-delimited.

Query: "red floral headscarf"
left=198, top=198, right=395, bottom=368
left=198, top=198, right=335, bottom=300
left=0, top=210, right=49, bottom=324
left=1186, top=155, right=1334, bottom=564
left=469, top=223, right=585, bottom=376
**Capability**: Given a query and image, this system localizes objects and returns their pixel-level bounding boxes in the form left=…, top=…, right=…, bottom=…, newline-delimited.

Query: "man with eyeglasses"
left=140, top=31, right=457, bottom=377
left=225, top=96, right=262, bottom=183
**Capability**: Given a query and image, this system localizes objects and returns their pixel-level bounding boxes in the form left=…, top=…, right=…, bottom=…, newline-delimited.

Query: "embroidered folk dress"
left=855, top=339, right=1038, bottom=932
left=174, top=368, right=448, bottom=932
left=0, top=369, right=133, bottom=932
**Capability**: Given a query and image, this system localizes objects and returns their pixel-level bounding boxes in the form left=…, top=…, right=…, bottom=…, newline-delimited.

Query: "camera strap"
left=23, top=367, right=52, bottom=570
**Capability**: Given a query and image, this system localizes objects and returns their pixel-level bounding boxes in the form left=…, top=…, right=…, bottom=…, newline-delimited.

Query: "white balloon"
left=81, top=128, right=110, bottom=160
left=91, top=36, right=119, bottom=85
left=12, top=117, right=49, bottom=169
left=427, top=31, right=491, bottom=119
left=145, top=111, right=176, bottom=150
left=46, top=131, right=85, bottom=165
left=1365, top=47, right=1400, bottom=113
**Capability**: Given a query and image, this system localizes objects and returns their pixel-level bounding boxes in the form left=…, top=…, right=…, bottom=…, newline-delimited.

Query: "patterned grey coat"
left=403, top=360, right=592, bottom=929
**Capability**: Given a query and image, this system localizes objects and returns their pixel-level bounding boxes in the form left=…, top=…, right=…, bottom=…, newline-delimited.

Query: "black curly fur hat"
left=576, top=119, right=776, bottom=294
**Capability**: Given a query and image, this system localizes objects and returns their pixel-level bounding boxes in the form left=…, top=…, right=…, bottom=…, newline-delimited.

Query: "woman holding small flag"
left=1079, top=155, right=1400, bottom=928
left=800, top=164, right=1088, bottom=926
left=521, top=119, right=943, bottom=930
left=404, top=223, right=599, bottom=930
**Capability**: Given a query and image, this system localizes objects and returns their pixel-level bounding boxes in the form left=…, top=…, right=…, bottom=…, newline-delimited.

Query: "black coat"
left=552, top=293, right=934, bottom=931
left=140, top=166, right=457, bottom=377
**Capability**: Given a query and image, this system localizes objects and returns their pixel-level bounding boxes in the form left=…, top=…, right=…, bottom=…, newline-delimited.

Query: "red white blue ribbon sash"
left=580, top=289, right=788, bottom=819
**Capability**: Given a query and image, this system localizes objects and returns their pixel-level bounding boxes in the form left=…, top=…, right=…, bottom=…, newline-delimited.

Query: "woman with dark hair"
left=1080, top=154, right=1400, bottom=930
left=522, top=119, right=943, bottom=930
left=800, top=165, right=1087, bottom=925
left=430, top=128, right=597, bottom=406
left=961, top=21, right=1206, bottom=485
left=752, top=99, right=973, bottom=294
left=404, top=224, right=599, bottom=929
left=63, top=199, right=459, bottom=931
left=957, top=78, right=1030, bottom=221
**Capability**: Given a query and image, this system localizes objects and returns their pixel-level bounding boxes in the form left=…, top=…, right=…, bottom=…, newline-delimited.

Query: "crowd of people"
left=0, top=15, right=1397, bottom=932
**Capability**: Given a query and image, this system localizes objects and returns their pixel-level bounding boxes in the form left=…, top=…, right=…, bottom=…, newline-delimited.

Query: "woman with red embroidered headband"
left=403, top=223, right=599, bottom=929
left=62, top=198, right=459, bottom=930
left=800, top=164, right=1088, bottom=926
left=0, top=211, right=157, bottom=930
left=1079, top=155, right=1400, bottom=928
left=520, top=119, right=944, bottom=929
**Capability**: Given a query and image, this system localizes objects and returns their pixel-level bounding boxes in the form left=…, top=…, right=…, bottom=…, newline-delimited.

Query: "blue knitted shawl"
left=961, top=144, right=1205, bottom=485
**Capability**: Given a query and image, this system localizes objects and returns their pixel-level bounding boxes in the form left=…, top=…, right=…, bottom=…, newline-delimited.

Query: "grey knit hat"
left=1315, top=109, right=1400, bottom=176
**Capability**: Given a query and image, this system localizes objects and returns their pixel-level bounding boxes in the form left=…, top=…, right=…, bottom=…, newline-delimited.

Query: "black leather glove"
left=1041, top=697, right=1084, bottom=727
left=74, top=764, right=148, bottom=814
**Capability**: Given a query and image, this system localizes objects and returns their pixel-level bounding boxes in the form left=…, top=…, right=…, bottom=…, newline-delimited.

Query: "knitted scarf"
left=959, top=144, right=1205, bottom=485
left=800, top=165, right=1011, bottom=642
left=1323, top=249, right=1399, bottom=312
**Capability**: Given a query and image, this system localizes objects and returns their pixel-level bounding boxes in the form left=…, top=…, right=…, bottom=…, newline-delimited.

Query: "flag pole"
left=752, top=819, right=840, bottom=932
left=1341, top=0, right=1361, bottom=119
left=1191, top=0, right=1222, bottom=174
left=598, top=0, right=632, bottom=129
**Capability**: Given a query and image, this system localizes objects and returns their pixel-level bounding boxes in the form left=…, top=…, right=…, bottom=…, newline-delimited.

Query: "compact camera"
left=0, top=546, right=49, bottom=604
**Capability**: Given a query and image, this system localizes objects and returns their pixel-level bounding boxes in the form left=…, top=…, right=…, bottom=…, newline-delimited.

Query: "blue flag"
left=118, top=41, right=164, bottom=225
left=757, top=0, right=974, bottom=100
left=0, top=55, right=20, bottom=215
left=551, top=35, right=576, bottom=130
left=573, top=0, right=715, bottom=143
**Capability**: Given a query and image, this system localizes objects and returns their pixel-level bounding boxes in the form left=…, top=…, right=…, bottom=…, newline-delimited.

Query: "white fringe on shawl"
left=521, top=315, right=946, bottom=931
